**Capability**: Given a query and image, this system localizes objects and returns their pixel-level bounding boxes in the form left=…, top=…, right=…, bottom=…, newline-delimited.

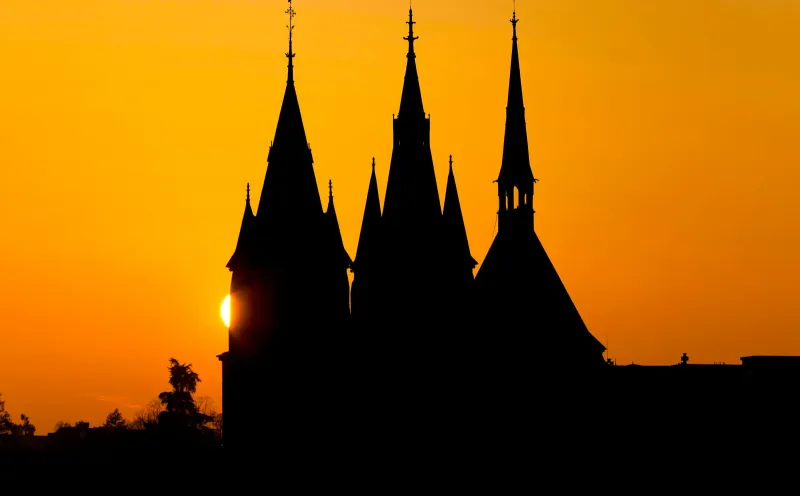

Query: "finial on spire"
left=449, top=154, right=453, bottom=170
left=246, top=182, right=251, bottom=203
left=371, top=157, right=376, bottom=170
left=286, top=1, right=297, bottom=83
left=404, top=5, right=418, bottom=58
left=511, top=1, right=518, bottom=41
left=328, top=179, right=333, bottom=199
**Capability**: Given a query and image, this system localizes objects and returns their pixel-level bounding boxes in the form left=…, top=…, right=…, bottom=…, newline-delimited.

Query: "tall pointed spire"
left=398, top=6, right=424, bottom=118
left=354, top=158, right=382, bottom=269
left=475, top=7, right=607, bottom=369
left=443, top=156, right=477, bottom=268
left=258, top=0, right=322, bottom=223
left=497, top=5, right=534, bottom=189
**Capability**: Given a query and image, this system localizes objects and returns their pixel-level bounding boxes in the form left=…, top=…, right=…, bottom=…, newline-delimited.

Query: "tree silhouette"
left=196, top=396, right=223, bottom=440
left=104, top=408, right=127, bottom=429
left=54, top=421, right=73, bottom=431
left=157, top=358, right=212, bottom=432
left=16, top=414, right=35, bottom=436
left=0, top=394, right=34, bottom=436
left=0, top=394, right=13, bottom=435
left=130, top=399, right=163, bottom=430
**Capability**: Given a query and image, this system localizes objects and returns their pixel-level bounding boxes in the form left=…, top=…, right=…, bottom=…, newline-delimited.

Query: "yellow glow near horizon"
left=221, top=295, right=231, bottom=329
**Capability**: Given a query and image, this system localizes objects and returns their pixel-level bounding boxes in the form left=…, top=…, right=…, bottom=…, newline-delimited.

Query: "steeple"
left=353, top=158, right=381, bottom=270
left=382, top=8, right=440, bottom=222
left=474, top=7, right=607, bottom=369
left=498, top=7, right=534, bottom=189
left=398, top=6, right=424, bottom=118
left=443, top=156, right=477, bottom=268
left=227, top=183, right=256, bottom=270
left=258, top=0, right=322, bottom=226
left=497, top=7, right=536, bottom=233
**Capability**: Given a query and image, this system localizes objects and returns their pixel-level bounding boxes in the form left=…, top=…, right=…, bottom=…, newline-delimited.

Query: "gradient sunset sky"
left=1, top=0, right=799, bottom=431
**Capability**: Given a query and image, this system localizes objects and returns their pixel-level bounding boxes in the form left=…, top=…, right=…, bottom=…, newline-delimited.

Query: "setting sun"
left=221, top=295, right=231, bottom=328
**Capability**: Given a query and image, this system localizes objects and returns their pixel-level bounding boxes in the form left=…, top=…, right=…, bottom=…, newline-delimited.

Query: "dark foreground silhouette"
left=3, top=6, right=796, bottom=480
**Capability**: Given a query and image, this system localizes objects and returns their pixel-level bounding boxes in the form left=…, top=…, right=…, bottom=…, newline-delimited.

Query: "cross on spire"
left=286, top=0, right=297, bottom=83
left=449, top=154, right=453, bottom=170
left=511, top=2, right=519, bottom=41
left=404, top=6, right=418, bottom=58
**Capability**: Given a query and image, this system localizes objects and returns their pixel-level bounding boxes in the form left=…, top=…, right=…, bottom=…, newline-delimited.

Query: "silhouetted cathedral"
left=219, top=4, right=606, bottom=449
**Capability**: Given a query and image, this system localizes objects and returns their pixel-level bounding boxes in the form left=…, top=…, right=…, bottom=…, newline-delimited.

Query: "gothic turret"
left=227, top=183, right=255, bottom=271
left=353, top=158, right=381, bottom=272
left=220, top=1, right=352, bottom=451
left=351, top=159, right=381, bottom=325
left=474, top=9, right=605, bottom=372
left=350, top=7, right=470, bottom=391
left=443, top=156, right=477, bottom=272
left=325, top=180, right=352, bottom=270
left=257, top=0, right=322, bottom=249
left=497, top=10, right=535, bottom=234
left=324, top=180, right=352, bottom=325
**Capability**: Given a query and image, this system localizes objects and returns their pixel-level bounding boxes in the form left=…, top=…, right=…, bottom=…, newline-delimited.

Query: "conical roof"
left=443, top=157, right=477, bottom=268
left=353, top=159, right=382, bottom=270
left=382, top=8, right=442, bottom=229
left=257, top=17, right=322, bottom=228
left=227, top=184, right=256, bottom=270
left=398, top=8, right=424, bottom=119
left=497, top=12, right=534, bottom=188
left=476, top=229, right=605, bottom=356
left=325, top=180, right=352, bottom=269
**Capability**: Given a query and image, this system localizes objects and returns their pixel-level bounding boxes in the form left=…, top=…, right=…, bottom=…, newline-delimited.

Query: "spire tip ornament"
left=285, top=1, right=297, bottom=83
left=511, top=1, right=519, bottom=41
left=404, top=5, right=418, bottom=57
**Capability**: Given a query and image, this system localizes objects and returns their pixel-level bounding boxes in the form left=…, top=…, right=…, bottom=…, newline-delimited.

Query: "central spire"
left=398, top=6, right=424, bottom=117
left=258, top=0, right=321, bottom=223
left=286, top=0, right=296, bottom=84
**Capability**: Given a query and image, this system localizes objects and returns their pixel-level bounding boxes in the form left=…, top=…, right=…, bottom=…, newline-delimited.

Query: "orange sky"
left=1, top=0, right=799, bottom=432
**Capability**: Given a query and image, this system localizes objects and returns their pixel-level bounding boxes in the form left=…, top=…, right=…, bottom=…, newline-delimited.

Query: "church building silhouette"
left=217, top=4, right=606, bottom=450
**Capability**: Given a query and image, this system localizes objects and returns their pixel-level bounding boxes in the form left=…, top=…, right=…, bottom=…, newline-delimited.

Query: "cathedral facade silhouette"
left=217, top=5, right=606, bottom=449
